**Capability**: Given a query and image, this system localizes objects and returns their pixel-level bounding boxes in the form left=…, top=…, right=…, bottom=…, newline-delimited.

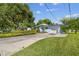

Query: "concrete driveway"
left=0, top=33, right=67, bottom=56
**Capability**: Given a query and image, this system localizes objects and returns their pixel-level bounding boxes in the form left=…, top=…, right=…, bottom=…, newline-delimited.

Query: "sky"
left=28, top=3, right=79, bottom=24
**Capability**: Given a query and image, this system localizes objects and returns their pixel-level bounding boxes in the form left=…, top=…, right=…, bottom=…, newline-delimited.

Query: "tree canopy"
left=0, top=3, right=35, bottom=32
left=61, top=17, right=79, bottom=33
left=37, top=18, right=53, bottom=26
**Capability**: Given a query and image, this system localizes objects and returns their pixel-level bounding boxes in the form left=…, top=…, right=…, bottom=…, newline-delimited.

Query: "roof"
left=48, top=24, right=60, bottom=30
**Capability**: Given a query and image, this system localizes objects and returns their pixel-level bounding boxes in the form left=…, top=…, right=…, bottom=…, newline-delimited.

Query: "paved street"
left=0, top=33, right=67, bottom=56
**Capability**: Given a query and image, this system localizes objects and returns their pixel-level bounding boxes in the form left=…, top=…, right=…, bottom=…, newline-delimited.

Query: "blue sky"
left=28, top=3, right=79, bottom=24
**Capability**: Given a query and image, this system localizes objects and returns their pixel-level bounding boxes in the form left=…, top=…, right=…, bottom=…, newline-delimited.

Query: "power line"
left=44, top=3, right=72, bottom=20
left=68, top=3, right=72, bottom=19
left=44, top=3, right=57, bottom=20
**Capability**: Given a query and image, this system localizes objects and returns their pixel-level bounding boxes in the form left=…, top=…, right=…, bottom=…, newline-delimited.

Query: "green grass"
left=0, top=30, right=36, bottom=38
left=13, top=33, right=79, bottom=56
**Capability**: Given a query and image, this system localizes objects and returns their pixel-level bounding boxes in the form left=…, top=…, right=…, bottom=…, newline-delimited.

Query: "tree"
left=61, top=17, right=79, bottom=33
left=37, top=18, right=53, bottom=32
left=37, top=18, right=53, bottom=25
left=0, top=3, right=35, bottom=32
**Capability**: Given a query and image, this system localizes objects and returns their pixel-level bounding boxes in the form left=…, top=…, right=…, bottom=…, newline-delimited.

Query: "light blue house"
left=39, top=24, right=62, bottom=34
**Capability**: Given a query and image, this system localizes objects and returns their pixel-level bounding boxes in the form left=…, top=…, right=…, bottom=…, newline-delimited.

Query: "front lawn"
left=13, top=33, right=79, bottom=56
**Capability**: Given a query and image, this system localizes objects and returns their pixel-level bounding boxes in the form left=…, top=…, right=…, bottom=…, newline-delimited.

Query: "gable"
left=48, top=25, right=60, bottom=30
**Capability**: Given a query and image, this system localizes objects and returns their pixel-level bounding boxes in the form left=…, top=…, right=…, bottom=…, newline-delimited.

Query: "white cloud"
left=65, top=14, right=71, bottom=18
left=46, top=8, right=56, bottom=12
left=52, top=3, right=58, bottom=5
left=36, top=10, right=41, bottom=14
left=72, top=14, right=79, bottom=17
left=39, top=3, right=44, bottom=6
left=39, top=3, right=58, bottom=6
left=65, top=14, right=79, bottom=18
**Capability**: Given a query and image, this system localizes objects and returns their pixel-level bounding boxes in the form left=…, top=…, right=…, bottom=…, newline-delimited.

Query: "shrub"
left=0, top=30, right=37, bottom=38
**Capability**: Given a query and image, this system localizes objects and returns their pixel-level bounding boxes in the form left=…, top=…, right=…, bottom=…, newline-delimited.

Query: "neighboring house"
left=38, top=24, right=48, bottom=32
left=39, top=24, right=63, bottom=34
left=27, top=28, right=32, bottom=31
left=47, top=24, right=61, bottom=34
